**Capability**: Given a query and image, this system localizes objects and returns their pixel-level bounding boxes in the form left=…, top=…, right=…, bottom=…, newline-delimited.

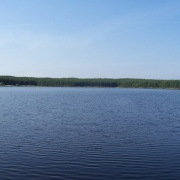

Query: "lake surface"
left=0, top=87, right=180, bottom=179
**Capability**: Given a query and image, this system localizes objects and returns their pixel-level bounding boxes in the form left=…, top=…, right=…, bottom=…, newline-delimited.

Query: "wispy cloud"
left=0, top=22, right=63, bottom=28
left=0, top=1, right=179, bottom=48
left=65, top=1, right=180, bottom=44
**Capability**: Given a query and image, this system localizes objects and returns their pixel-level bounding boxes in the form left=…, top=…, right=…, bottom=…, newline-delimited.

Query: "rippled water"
left=0, top=87, right=180, bottom=179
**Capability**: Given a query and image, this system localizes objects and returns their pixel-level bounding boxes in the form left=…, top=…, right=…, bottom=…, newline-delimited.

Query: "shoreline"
left=0, top=85, right=179, bottom=90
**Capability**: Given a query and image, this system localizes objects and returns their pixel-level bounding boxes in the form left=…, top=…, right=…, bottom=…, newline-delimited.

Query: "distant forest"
left=0, top=76, right=180, bottom=89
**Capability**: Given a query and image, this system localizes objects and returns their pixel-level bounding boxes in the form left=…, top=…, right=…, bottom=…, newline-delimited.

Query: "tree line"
left=0, top=76, right=180, bottom=89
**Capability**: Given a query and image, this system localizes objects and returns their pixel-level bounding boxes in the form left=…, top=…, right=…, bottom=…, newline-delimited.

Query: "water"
left=0, top=87, right=180, bottom=179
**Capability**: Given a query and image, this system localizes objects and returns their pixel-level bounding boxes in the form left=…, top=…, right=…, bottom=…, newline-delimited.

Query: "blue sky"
left=0, top=0, right=180, bottom=79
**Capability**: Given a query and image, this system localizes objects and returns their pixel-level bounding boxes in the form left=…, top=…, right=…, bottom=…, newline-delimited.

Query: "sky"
left=0, top=0, right=180, bottom=79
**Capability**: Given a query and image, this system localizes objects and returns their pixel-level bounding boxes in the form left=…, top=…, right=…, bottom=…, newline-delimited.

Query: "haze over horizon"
left=0, top=0, right=180, bottom=79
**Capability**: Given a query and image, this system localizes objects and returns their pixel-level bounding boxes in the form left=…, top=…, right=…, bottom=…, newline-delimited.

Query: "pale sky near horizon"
left=0, top=0, right=180, bottom=79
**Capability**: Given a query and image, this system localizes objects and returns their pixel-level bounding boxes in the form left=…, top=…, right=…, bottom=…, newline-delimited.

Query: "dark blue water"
left=0, top=87, right=180, bottom=179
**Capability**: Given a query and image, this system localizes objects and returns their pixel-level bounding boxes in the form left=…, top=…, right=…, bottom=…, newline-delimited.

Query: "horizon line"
left=0, top=75, right=179, bottom=81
